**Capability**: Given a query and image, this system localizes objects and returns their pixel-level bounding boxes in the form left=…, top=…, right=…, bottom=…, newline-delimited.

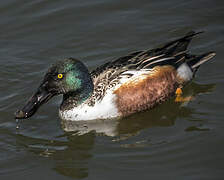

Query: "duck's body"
left=59, top=65, right=178, bottom=121
left=15, top=31, right=215, bottom=121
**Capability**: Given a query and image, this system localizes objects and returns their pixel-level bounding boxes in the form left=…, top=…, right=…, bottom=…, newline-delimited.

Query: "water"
left=0, top=0, right=224, bottom=179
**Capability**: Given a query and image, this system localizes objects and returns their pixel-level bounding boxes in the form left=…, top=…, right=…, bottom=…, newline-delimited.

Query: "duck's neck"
left=60, top=80, right=94, bottom=111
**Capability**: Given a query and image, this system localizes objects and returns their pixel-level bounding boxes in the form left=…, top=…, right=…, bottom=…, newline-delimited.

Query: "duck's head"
left=15, top=58, right=93, bottom=119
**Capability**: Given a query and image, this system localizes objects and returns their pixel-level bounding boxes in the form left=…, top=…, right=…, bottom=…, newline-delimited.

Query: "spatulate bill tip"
left=14, top=110, right=26, bottom=119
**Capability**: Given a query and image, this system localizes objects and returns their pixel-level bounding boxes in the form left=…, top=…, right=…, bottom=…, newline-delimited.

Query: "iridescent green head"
left=46, top=58, right=93, bottom=94
left=15, top=58, right=93, bottom=119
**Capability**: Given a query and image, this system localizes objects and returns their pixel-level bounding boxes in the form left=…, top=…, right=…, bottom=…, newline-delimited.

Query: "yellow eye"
left=58, top=73, right=63, bottom=79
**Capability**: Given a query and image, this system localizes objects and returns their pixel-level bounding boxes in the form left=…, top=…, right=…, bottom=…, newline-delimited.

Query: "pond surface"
left=0, top=0, right=224, bottom=179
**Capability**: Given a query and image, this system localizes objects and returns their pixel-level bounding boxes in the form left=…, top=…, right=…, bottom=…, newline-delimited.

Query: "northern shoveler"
left=15, top=31, right=215, bottom=121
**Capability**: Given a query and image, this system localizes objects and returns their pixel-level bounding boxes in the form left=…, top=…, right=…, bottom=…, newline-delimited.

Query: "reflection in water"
left=15, top=132, right=95, bottom=179
left=52, top=133, right=95, bottom=179
left=14, top=82, right=214, bottom=179
left=61, top=118, right=119, bottom=137
left=185, top=126, right=210, bottom=132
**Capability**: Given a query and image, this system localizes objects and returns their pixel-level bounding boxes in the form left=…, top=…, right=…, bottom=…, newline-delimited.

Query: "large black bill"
left=15, top=86, right=54, bottom=119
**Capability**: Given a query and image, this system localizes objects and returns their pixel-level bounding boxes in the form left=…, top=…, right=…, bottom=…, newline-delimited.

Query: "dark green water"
left=0, top=0, right=224, bottom=179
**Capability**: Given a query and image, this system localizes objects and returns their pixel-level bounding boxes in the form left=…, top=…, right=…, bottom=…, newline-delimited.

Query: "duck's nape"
left=15, top=58, right=93, bottom=119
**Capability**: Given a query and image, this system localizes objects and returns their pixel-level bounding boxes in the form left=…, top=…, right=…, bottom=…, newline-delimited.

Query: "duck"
left=15, top=31, right=215, bottom=121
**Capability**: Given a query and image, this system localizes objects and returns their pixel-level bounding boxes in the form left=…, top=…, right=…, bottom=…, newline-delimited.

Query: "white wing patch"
left=118, top=69, right=157, bottom=85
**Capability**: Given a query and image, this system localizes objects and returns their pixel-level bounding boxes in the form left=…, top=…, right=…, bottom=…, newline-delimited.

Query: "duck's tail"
left=176, top=51, right=216, bottom=84
left=175, top=31, right=216, bottom=83
left=186, top=52, right=216, bottom=74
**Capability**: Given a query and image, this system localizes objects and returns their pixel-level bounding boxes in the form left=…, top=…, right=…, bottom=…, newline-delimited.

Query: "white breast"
left=59, top=89, right=120, bottom=121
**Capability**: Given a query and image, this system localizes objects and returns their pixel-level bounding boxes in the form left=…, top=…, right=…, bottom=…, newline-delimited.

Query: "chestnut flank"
left=114, top=66, right=178, bottom=116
